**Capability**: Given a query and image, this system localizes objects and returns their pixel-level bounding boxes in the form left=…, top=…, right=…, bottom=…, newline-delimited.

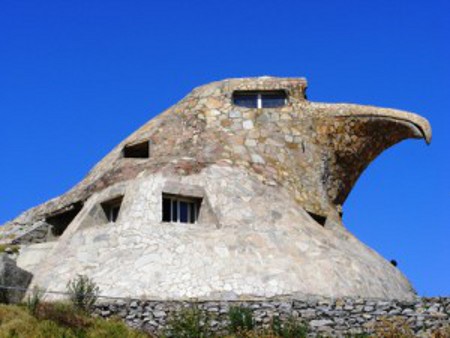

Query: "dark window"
left=307, top=211, right=327, bottom=227
left=46, top=202, right=84, bottom=236
left=233, top=92, right=258, bottom=108
left=101, top=196, right=123, bottom=223
left=233, top=91, right=287, bottom=108
left=123, top=141, right=150, bottom=158
left=162, top=194, right=202, bottom=224
left=261, top=92, right=287, bottom=108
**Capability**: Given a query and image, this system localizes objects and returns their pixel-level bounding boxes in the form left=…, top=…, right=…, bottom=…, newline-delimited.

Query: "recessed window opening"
left=233, top=91, right=287, bottom=108
left=46, top=202, right=83, bottom=236
left=123, top=140, right=150, bottom=158
left=307, top=211, right=327, bottom=227
left=162, top=193, right=202, bottom=224
left=101, top=196, right=123, bottom=223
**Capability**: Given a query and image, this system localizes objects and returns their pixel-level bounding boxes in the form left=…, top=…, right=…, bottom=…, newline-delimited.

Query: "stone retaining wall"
left=93, top=297, right=450, bottom=337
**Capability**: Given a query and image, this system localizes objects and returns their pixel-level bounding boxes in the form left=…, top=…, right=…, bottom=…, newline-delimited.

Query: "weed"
left=371, top=316, right=415, bottom=338
left=228, top=306, right=254, bottom=334
left=271, top=315, right=308, bottom=338
left=432, top=326, right=450, bottom=338
left=66, top=274, right=99, bottom=314
left=164, top=305, right=212, bottom=338
left=26, top=285, right=43, bottom=315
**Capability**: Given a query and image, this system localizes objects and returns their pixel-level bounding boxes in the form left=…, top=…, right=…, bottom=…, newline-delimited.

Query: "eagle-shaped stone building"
left=1, top=77, right=431, bottom=300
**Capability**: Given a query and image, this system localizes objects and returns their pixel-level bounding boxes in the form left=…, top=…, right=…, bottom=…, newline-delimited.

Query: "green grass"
left=0, top=244, right=20, bottom=254
left=0, top=303, right=151, bottom=338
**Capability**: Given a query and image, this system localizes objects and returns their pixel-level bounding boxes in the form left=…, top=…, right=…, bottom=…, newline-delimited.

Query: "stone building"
left=1, top=77, right=431, bottom=301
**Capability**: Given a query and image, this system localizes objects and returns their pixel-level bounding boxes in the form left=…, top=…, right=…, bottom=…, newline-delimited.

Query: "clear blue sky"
left=0, top=0, right=448, bottom=296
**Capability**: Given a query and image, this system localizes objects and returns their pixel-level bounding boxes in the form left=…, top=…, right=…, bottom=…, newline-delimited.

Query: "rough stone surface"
left=0, top=254, right=33, bottom=303
left=16, top=242, right=55, bottom=274
left=11, top=221, right=53, bottom=245
left=0, top=77, right=432, bottom=301
left=92, top=297, right=450, bottom=337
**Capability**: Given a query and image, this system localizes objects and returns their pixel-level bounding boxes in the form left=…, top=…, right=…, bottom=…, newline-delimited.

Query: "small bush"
left=26, top=286, right=43, bottom=315
left=164, top=306, right=212, bottom=338
left=372, top=316, right=415, bottom=338
left=228, top=306, right=254, bottom=334
left=66, top=274, right=100, bottom=313
left=432, top=326, right=450, bottom=338
left=270, top=315, right=308, bottom=338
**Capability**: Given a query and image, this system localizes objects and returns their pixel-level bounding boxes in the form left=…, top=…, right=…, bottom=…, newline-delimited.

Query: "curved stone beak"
left=314, top=103, right=432, bottom=145
left=310, top=102, right=432, bottom=208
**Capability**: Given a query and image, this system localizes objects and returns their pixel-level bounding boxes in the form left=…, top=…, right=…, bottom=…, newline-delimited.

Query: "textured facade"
left=1, top=77, right=431, bottom=300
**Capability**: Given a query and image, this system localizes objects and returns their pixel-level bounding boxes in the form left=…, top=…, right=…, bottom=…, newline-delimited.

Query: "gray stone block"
left=0, top=254, right=33, bottom=304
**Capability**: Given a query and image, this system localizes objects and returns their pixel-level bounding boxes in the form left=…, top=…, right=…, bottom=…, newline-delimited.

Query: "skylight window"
left=123, top=141, right=150, bottom=158
left=233, top=91, right=287, bottom=108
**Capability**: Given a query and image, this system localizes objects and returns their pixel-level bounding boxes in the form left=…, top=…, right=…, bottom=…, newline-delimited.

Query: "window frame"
left=101, top=196, right=123, bottom=223
left=233, top=90, right=287, bottom=109
left=162, top=194, right=201, bottom=224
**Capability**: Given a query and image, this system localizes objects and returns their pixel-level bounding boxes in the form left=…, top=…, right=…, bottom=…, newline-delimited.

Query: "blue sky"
left=0, top=0, right=448, bottom=296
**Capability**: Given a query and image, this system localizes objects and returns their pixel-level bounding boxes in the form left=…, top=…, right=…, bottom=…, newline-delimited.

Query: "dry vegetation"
left=0, top=302, right=449, bottom=337
left=0, top=303, right=150, bottom=338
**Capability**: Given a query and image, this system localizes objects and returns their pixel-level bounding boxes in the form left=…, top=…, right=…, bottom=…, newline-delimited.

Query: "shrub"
left=372, top=316, right=415, bottom=338
left=66, top=274, right=99, bottom=313
left=164, top=306, right=212, bottom=338
left=432, top=326, right=450, bottom=338
left=228, top=306, right=254, bottom=334
left=26, top=285, right=43, bottom=315
left=270, top=315, right=308, bottom=338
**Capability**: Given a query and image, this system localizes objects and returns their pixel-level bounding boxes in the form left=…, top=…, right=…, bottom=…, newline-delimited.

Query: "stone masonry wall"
left=93, top=297, right=450, bottom=337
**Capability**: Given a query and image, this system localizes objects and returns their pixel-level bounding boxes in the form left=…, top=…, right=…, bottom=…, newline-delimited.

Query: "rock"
left=299, top=309, right=316, bottom=319
left=0, top=254, right=33, bottom=304
left=153, top=310, right=166, bottom=318
left=310, top=319, right=334, bottom=327
left=229, top=111, right=241, bottom=118
left=402, top=308, right=414, bottom=315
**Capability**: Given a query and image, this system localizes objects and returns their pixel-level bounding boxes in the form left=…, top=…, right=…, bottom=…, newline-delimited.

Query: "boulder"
left=0, top=253, right=33, bottom=304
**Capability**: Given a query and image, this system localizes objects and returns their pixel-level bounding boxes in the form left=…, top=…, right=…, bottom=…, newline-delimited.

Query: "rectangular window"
left=123, top=141, right=150, bottom=158
left=101, top=196, right=123, bottom=223
left=233, top=92, right=258, bottom=108
left=261, top=91, right=287, bottom=108
left=233, top=91, right=287, bottom=108
left=162, top=194, right=201, bottom=224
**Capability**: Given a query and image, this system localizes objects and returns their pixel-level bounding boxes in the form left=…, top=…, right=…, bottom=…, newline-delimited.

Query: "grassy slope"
left=0, top=303, right=151, bottom=338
